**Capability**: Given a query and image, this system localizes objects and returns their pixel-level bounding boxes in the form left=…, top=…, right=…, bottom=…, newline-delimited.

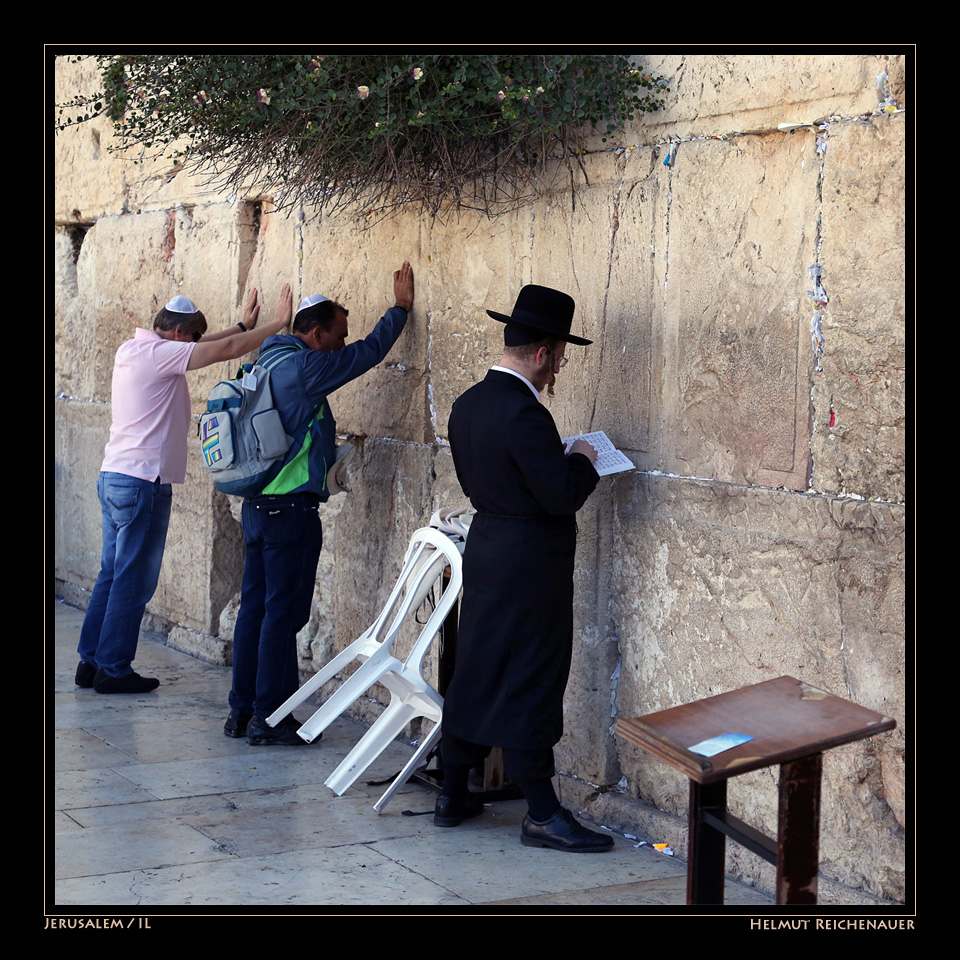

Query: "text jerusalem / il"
left=45, top=919, right=152, bottom=930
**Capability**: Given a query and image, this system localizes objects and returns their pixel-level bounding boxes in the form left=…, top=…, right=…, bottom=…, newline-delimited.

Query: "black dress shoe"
left=245, top=714, right=315, bottom=746
left=75, top=661, right=97, bottom=688
left=93, top=669, right=160, bottom=694
left=434, top=793, right=485, bottom=827
left=223, top=708, right=253, bottom=738
left=521, top=807, right=614, bottom=852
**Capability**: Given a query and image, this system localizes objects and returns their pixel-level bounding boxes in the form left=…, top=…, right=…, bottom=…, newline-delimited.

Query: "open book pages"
left=561, top=430, right=635, bottom=477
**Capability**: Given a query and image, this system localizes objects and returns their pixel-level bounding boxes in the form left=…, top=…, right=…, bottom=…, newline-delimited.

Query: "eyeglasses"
left=556, top=356, right=568, bottom=368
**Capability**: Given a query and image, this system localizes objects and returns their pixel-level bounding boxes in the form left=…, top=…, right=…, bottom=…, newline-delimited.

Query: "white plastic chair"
left=266, top=527, right=462, bottom=800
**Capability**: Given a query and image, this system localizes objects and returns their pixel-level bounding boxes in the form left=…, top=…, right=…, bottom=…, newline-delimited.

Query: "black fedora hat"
left=487, top=284, right=592, bottom=346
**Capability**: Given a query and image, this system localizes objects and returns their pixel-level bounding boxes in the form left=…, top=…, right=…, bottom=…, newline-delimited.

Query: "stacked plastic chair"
left=266, top=525, right=463, bottom=811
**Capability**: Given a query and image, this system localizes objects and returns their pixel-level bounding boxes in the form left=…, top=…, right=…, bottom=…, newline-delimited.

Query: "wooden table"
left=615, top=675, right=896, bottom=904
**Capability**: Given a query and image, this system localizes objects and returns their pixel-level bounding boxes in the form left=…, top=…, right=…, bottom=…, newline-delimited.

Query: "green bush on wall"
left=57, top=54, right=667, bottom=220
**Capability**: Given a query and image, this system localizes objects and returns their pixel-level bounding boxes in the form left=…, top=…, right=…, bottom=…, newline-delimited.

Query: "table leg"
left=776, top=752, right=822, bottom=904
left=688, top=779, right=727, bottom=904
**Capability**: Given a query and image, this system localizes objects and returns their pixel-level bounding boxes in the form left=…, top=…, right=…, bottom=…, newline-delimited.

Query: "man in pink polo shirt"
left=76, top=286, right=293, bottom=694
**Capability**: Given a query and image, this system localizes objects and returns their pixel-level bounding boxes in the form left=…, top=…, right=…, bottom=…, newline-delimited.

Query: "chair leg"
left=374, top=719, right=443, bottom=814
left=324, top=698, right=422, bottom=795
left=266, top=638, right=375, bottom=726
left=296, top=654, right=401, bottom=742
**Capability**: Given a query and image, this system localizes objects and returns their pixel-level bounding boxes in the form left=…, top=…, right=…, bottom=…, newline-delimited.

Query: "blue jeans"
left=229, top=494, right=323, bottom=717
left=77, top=472, right=173, bottom=678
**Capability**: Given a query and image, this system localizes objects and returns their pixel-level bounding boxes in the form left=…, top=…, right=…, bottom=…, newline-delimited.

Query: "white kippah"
left=296, top=294, right=330, bottom=315
left=165, top=295, right=199, bottom=314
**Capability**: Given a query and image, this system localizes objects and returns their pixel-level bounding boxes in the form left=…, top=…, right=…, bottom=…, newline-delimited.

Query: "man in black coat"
left=439, top=284, right=613, bottom=853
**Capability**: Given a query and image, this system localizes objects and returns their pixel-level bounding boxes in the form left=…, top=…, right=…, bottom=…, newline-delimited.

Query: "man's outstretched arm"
left=188, top=284, right=293, bottom=370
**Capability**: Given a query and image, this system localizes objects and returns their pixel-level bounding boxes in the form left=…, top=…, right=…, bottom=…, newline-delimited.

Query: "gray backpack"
left=198, top=344, right=302, bottom=497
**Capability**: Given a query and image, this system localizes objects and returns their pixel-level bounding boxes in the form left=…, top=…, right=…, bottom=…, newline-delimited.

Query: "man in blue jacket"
left=225, top=262, right=415, bottom=745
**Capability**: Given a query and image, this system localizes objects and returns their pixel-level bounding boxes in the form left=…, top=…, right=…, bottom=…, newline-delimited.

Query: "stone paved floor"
left=52, top=600, right=778, bottom=911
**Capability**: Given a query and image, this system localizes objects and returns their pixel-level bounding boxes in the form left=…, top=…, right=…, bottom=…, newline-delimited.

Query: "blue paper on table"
left=688, top=733, right=754, bottom=757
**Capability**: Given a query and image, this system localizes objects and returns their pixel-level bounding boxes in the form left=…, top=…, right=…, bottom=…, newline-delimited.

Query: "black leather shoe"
left=245, top=714, right=315, bottom=746
left=434, top=793, right=485, bottom=827
left=93, top=669, right=160, bottom=694
left=521, top=807, right=614, bottom=852
left=75, top=661, right=97, bottom=688
left=223, top=708, right=253, bottom=738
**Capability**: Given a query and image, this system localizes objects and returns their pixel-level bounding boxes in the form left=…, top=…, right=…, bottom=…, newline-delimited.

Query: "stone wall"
left=53, top=53, right=908, bottom=901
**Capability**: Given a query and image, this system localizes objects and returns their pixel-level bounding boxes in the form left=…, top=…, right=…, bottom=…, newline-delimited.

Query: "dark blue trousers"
left=229, top=494, right=323, bottom=718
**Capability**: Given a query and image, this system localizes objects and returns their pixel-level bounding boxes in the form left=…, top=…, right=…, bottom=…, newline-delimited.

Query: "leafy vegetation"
left=56, top=54, right=667, bottom=220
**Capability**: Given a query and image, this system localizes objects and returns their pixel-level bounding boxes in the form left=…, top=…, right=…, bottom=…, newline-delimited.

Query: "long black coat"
left=445, top=370, right=599, bottom=749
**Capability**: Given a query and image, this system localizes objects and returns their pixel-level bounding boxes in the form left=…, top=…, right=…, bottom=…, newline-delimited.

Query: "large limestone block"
left=611, top=476, right=905, bottom=717
left=811, top=116, right=906, bottom=500
left=425, top=128, right=825, bottom=492
left=296, top=496, right=345, bottom=672
left=519, top=148, right=666, bottom=450
left=231, top=202, right=301, bottom=324
left=54, top=227, right=95, bottom=401
left=63, top=211, right=179, bottom=403
left=54, top=399, right=111, bottom=592
left=424, top=165, right=665, bottom=447
left=430, top=443, right=471, bottom=517
left=584, top=146, right=667, bottom=461
left=127, top=148, right=254, bottom=214
left=636, top=53, right=904, bottom=142
left=423, top=213, right=520, bottom=439
left=663, top=133, right=818, bottom=489
left=332, top=438, right=442, bottom=637
left=55, top=56, right=131, bottom=222
left=180, top=199, right=301, bottom=415
left=55, top=57, right=241, bottom=219
left=167, top=201, right=257, bottom=326
left=165, top=200, right=288, bottom=412
left=297, top=217, right=429, bottom=443
left=556, top=479, right=625, bottom=785
left=611, top=474, right=905, bottom=899
left=62, top=202, right=289, bottom=413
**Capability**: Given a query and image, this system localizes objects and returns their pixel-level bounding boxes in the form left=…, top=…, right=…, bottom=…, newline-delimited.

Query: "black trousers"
left=441, top=732, right=555, bottom=782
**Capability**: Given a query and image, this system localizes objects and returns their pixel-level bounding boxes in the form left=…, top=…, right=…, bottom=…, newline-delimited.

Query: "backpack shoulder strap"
left=232, top=342, right=304, bottom=381
left=257, top=342, right=305, bottom=371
